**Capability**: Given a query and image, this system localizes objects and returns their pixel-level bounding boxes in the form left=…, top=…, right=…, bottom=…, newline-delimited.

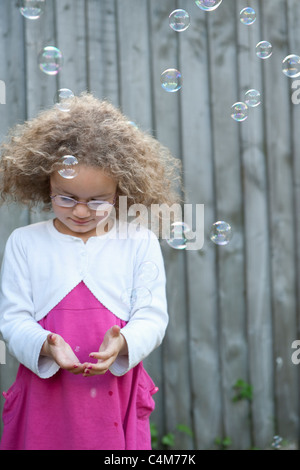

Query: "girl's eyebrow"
left=51, top=185, right=74, bottom=196
left=53, top=187, right=73, bottom=196
left=52, top=186, right=113, bottom=199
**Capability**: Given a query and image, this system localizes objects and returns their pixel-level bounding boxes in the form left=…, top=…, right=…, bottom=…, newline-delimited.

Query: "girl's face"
left=50, top=165, right=117, bottom=241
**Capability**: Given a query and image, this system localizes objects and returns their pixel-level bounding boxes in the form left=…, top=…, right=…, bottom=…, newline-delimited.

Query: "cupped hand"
left=82, top=325, right=128, bottom=376
left=42, top=333, right=86, bottom=375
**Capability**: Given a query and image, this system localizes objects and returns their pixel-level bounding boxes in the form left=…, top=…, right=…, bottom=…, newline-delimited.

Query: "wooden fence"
left=0, top=0, right=300, bottom=450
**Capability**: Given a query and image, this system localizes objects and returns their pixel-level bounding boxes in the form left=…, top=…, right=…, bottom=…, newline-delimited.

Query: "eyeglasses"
left=50, top=194, right=116, bottom=211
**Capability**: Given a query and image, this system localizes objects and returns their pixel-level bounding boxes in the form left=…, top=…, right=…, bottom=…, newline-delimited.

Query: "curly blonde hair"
left=0, top=93, right=182, bottom=212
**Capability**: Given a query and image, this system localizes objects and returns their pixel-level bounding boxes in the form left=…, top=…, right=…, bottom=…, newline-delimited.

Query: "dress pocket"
left=136, top=368, right=158, bottom=420
left=2, top=383, right=22, bottom=425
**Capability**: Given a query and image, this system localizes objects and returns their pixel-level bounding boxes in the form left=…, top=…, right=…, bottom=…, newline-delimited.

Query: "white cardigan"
left=0, top=219, right=168, bottom=379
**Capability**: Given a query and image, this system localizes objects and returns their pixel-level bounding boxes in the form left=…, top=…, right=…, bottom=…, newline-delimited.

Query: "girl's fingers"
left=111, top=325, right=121, bottom=336
left=47, top=333, right=57, bottom=344
left=83, top=358, right=113, bottom=376
left=89, top=349, right=114, bottom=360
left=82, top=326, right=122, bottom=375
left=70, top=363, right=85, bottom=375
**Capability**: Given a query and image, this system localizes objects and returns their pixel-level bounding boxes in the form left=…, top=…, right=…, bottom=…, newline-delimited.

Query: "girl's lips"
left=70, top=219, right=92, bottom=225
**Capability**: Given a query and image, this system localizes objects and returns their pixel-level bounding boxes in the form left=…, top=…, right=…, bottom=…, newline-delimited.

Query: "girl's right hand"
left=41, top=333, right=85, bottom=375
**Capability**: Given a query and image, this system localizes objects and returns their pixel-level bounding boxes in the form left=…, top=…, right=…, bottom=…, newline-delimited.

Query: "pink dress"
left=0, top=282, right=158, bottom=450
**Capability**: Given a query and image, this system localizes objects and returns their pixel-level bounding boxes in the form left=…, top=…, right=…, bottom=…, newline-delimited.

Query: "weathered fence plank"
left=207, top=0, right=251, bottom=449
left=116, top=0, right=153, bottom=131
left=262, top=0, right=298, bottom=441
left=87, top=0, right=119, bottom=105
left=237, top=0, right=274, bottom=448
left=0, top=0, right=29, bottom=439
left=56, top=0, right=87, bottom=95
left=148, top=0, right=194, bottom=449
left=288, top=0, right=300, bottom=449
left=179, top=2, right=222, bottom=450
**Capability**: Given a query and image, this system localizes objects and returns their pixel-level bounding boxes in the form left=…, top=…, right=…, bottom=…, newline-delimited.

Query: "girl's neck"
left=53, top=218, right=113, bottom=243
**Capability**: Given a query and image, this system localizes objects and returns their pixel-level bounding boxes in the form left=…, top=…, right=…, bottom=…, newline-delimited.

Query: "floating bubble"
left=58, top=155, right=79, bottom=179
left=121, top=287, right=152, bottom=310
left=256, top=41, right=272, bottom=59
left=169, top=9, right=190, bottom=32
left=161, top=69, right=182, bottom=93
left=166, top=222, right=191, bottom=250
left=271, top=435, right=282, bottom=450
left=240, top=7, right=256, bottom=25
left=210, top=221, right=232, bottom=246
left=282, top=54, right=300, bottom=78
left=38, top=46, right=63, bottom=76
left=195, top=0, right=223, bottom=11
left=275, top=357, right=283, bottom=371
left=20, top=0, right=45, bottom=19
left=54, top=88, right=75, bottom=112
left=231, top=102, right=248, bottom=122
left=138, top=262, right=159, bottom=283
left=74, top=345, right=80, bottom=353
left=245, top=89, right=261, bottom=107
left=90, top=388, right=97, bottom=398
left=128, top=121, right=138, bottom=128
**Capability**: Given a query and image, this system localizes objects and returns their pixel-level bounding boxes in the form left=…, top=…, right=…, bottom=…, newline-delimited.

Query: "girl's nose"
left=72, top=202, right=91, bottom=218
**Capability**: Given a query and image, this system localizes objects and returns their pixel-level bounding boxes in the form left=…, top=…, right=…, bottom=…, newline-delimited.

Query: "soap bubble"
left=161, top=69, right=182, bottom=92
left=275, top=357, right=283, bottom=371
left=166, top=222, right=191, bottom=250
left=58, top=155, right=79, bottom=179
left=231, top=102, right=248, bottom=122
left=128, top=121, right=138, bottom=128
left=195, top=0, right=223, bottom=11
left=245, top=89, right=261, bottom=107
left=271, top=436, right=282, bottom=450
left=38, top=46, right=63, bottom=75
left=169, top=9, right=190, bottom=32
left=90, top=388, right=97, bottom=398
left=121, top=287, right=152, bottom=309
left=74, top=346, right=80, bottom=353
left=282, top=54, right=300, bottom=78
left=256, top=41, right=272, bottom=59
left=210, top=221, right=232, bottom=246
left=240, top=7, right=256, bottom=25
left=20, top=0, right=45, bottom=19
left=138, top=262, right=159, bottom=283
left=54, top=88, right=75, bottom=112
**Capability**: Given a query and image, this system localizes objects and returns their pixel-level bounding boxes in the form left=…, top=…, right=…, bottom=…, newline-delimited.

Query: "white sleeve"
left=0, top=230, right=59, bottom=379
left=109, top=232, right=169, bottom=376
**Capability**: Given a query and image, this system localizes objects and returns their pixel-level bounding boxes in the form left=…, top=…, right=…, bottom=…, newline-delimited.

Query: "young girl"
left=0, top=93, right=181, bottom=450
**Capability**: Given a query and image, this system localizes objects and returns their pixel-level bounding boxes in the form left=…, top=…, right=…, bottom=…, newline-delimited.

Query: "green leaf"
left=176, top=423, right=194, bottom=437
left=161, top=432, right=175, bottom=448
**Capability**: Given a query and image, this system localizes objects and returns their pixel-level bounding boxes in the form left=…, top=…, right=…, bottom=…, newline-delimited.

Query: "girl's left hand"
left=82, top=325, right=128, bottom=376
